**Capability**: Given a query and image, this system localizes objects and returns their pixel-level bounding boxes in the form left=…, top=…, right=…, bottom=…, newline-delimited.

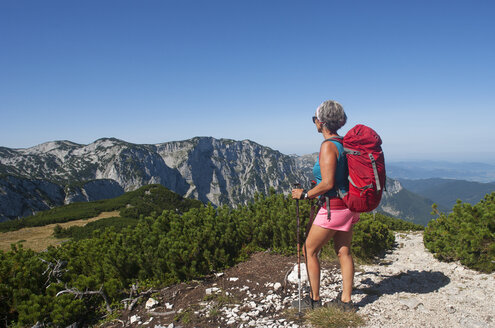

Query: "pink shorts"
left=313, top=205, right=360, bottom=232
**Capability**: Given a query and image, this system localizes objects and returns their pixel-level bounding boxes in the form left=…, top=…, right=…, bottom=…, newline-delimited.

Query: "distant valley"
left=398, top=178, right=495, bottom=210
left=387, top=161, right=495, bottom=183
left=1, top=137, right=493, bottom=226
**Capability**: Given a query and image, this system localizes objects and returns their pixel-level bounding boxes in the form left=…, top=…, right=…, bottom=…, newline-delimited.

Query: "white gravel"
left=353, top=232, right=495, bottom=328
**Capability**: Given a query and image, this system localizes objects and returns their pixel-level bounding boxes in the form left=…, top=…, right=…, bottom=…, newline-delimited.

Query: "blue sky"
left=1, top=0, right=494, bottom=162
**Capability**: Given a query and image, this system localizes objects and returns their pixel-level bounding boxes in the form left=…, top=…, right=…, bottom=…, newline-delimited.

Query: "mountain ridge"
left=0, top=137, right=307, bottom=221
left=2, top=136, right=483, bottom=225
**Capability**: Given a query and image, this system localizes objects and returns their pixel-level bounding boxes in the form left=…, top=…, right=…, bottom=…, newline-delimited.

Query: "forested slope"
left=0, top=184, right=202, bottom=232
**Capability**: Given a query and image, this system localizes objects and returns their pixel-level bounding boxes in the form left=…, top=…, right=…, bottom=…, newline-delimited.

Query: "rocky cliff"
left=0, top=136, right=430, bottom=223
left=0, top=137, right=308, bottom=221
left=0, top=175, right=124, bottom=222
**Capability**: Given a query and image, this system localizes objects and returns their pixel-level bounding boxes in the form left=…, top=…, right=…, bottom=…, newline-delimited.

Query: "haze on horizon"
left=1, top=1, right=494, bottom=163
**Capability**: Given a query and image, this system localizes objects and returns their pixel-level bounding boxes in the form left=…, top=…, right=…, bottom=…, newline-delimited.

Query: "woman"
left=292, top=100, right=359, bottom=311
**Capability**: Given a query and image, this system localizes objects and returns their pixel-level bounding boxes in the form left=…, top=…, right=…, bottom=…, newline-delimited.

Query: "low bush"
left=53, top=217, right=138, bottom=241
left=352, top=215, right=395, bottom=260
left=1, top=189, right=405, bottom=326
left=424, top=192, right=495, bottom=273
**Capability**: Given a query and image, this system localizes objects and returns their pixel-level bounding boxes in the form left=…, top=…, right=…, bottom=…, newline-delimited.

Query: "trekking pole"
left=294, top=183, right=302, bottom=315
left=303, top=180, right=318, bottom=301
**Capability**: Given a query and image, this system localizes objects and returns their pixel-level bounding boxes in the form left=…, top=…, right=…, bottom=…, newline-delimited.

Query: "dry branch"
left=147, top=311, right=176, bottom=316
left=39, top=258, right=67, bottom=287
left=121, top=284, right=158, bottom=311
left=56, top=285, right=112, bottom=313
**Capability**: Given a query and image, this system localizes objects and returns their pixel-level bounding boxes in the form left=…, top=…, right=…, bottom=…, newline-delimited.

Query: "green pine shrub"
left=424, top=192, right=495, bottom=273
left=53, top=217, right=138, bottom=241
left=352, top=214, right=395, bottom=260
left=0, top=188, right=406, bottom=326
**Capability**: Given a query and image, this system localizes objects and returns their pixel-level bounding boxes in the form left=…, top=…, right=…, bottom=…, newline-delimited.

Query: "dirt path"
left=0, top=211, right=120, bottom=252
left=352, top=232, right=495, bottom=328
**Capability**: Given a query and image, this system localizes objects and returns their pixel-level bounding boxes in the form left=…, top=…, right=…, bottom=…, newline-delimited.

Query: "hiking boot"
left=312, top=298, right=323, bottom=309
left=329, top=292, right=356, bottom=312
left=291, top=295, right=322, bottom=311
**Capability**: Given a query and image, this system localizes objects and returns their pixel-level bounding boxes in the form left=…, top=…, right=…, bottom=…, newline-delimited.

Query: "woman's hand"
left=292, top=188, right=304, bottom=199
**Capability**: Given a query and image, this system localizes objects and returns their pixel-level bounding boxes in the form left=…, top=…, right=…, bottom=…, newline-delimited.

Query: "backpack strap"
left=320, top=136, right=343, bottom=161
left=322, top=136, right=343, bottom=144
left=321, top=136, right=344, bottom=220
left=345, top=151, right=382, bottom=193
left=369, top=153, right=382, bottom=192
left=344, top=148, right=360, bottom=156
left=336, top=189, right=348, bottom=198
left=349, top=176, right=373, bottom=191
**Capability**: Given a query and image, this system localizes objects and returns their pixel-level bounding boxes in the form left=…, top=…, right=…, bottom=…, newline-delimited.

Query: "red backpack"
left=337, top=124, right=386, bottom=212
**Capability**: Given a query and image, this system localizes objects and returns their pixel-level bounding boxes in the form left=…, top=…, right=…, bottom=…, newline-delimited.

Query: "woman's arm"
left=292, top=141, right=339, bottom=199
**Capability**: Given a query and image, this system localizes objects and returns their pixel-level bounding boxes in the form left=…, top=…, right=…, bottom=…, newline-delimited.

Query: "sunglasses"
left=312, top=116, right=318, bottom=123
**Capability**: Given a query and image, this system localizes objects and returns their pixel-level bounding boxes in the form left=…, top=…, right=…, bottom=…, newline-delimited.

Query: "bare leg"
left=333, top=229, right=354, bottom=303
left=304, top=225, right=335, bottom=300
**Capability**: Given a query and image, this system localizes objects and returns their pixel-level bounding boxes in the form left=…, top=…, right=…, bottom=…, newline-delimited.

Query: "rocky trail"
left=355, top=232, right=494, bottom=328
left=110, top=232, right=494, bottom=328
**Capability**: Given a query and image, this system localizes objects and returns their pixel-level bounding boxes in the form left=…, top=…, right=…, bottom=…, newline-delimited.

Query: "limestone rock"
left=145, top=297, right=159, bottom=309
left=130, top=315, right=140, bottom=324
left=205, top=287, right=221, bottom=295
left=287, top=264, right=308, bottom=285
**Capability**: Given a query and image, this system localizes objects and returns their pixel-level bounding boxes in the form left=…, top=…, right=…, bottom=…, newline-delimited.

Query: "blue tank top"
left=313, top=139, right=349, bottom=198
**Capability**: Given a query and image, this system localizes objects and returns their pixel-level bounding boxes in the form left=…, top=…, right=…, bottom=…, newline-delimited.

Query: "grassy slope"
left=0, top=211, right=120, bottom=252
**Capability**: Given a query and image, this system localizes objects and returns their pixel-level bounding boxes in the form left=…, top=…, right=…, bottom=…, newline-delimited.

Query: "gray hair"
left=316, top=100, right=347, bottom=132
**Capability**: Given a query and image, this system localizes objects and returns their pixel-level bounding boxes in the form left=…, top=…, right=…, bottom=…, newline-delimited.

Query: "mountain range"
left=1, top=137, right=491, bottom=225
left=0, top=137, right=305, bottom=221
left=388, top=161, right=495, bottom=183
